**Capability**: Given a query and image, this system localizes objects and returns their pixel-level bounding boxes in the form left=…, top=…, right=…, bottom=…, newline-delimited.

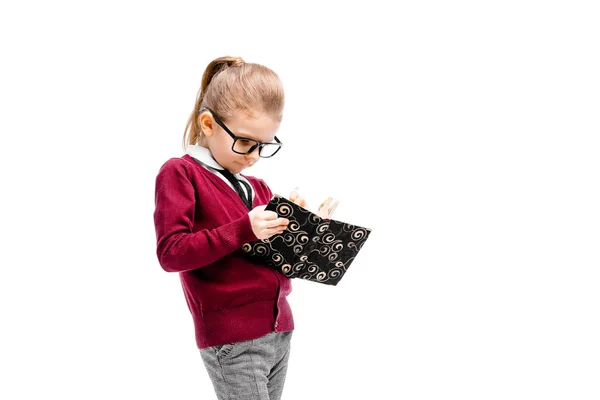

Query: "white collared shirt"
left=186, top=145, right=253, bottom=203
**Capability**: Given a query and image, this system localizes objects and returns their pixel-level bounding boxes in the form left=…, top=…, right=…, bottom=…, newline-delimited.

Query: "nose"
left=245, top=146, right=260, bottom=163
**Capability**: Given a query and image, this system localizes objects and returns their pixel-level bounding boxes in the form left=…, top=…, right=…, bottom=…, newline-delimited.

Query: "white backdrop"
left=1, top=1, right=599, bottom=399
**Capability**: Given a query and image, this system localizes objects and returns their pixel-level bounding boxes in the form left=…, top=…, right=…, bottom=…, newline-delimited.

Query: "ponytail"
left=182, top=56, right=245, bottom=150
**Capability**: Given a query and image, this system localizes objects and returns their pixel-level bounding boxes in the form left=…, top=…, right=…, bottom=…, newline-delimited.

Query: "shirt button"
left=275, top=322, right=279, bottom=328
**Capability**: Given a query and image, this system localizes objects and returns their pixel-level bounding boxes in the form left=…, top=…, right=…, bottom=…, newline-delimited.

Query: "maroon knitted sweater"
left=153, top=154, right=294, bottom=349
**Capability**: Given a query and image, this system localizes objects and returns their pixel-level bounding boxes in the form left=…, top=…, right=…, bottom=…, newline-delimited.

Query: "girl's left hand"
left=289, top=187, right=307, bottom=208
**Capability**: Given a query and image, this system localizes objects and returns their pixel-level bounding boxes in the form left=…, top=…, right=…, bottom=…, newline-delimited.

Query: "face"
left=199, top=109, right=281, bottom=174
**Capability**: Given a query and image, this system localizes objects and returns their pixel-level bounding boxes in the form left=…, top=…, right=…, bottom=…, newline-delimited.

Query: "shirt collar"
left=186, top=145, right=246, bottom=179
left=186, top=145, right=225, bottom=170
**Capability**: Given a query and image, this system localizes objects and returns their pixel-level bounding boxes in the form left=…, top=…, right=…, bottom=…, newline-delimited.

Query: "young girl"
left=153, top=56, right=307, bottom=400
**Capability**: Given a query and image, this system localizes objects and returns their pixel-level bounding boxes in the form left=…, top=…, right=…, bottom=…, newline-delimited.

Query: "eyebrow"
left=234, top=131, right=260, bottom=141
left=231, top=130, right=275, bottom=143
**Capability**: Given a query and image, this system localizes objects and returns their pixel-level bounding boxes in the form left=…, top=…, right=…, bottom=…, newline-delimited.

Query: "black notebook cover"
left=242, top=194, right=372, bottom=285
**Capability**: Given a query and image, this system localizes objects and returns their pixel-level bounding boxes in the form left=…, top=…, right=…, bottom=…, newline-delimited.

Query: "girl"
left=153, top=56, right=306, bottom=400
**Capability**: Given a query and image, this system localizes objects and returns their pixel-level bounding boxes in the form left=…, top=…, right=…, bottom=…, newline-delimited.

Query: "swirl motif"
left=283, top=234, right=295, bottom=245
left=316, top=223, right=329, bottom=234
left=255, top=243, right=269, bottom=256
left=322, top=232, right=335, bottom=243
left=277, top=203, right=294, bottom=217
left=298, top=234, right=309, bottom=245
left=328, top=268, right=343, bottom=279
left=319, top=245, right=331, bottom=256
left=287, top=221, right=300, bottom=232
left=272, top=253, right=284, bottom=266
left=308, top=214, right=321, bottom=225
left=342, top=224, right=354, bottom=233
left=351, top=228, right=367, bottom=240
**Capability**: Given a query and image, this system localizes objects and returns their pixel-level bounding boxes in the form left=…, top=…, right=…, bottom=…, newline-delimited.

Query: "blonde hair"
left=182, top=56, right=285, bottom=150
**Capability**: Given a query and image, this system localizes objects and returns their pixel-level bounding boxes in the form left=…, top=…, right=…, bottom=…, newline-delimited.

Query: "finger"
left=262, top=210, right=279, bottom=220
left=319, top=197, right=333, bottom=211
left=267, top=224, right=288, bottom=236
left=292, top=194, right=305, bottom=204
left=328, top=200, right=340, bottom=215
left=266, top=218, right=289, bottom=229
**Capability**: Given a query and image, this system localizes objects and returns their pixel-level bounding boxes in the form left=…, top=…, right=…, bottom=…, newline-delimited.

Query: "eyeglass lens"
left=233, top=138, right=280, bottom=157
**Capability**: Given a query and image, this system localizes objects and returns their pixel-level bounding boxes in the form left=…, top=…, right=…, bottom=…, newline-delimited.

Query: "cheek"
left=211, top=139, right=240, bottom=164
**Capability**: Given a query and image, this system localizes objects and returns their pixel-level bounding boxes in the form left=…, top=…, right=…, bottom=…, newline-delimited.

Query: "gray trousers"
left=200, top=331, right=293, bottom=400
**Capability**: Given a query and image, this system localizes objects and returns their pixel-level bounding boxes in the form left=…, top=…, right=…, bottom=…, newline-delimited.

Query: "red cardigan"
left=153, top=154, right=294, bottom=349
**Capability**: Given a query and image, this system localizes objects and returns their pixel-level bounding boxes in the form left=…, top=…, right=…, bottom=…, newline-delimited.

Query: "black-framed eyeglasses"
left=199, top=107, right=283, bottom=158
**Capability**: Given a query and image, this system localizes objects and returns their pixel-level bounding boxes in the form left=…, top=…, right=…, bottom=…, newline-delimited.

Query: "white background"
left=1, top=1, right=599, bottom=399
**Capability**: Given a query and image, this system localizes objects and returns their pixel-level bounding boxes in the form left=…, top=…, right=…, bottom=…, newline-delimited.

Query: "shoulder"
left=155, top=156, right=209, bottom=193
left=157, top=155, right=203, bottom=178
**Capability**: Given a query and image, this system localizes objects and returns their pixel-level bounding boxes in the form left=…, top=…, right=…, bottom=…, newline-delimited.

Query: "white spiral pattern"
left=288, top=221, right=300, bottom=232
left=277, top=204, right=293, bottom=217
left=272, top=253, right=284, bottom=266
left=283, top=234, right=295, bottom=245
left=308, top=214, right=321, bottom=224
left=255, top=243, right=269, bottom=256
left=351, top=229, right=367, bottom=240
left=328, top=268, right=343, bottom=279
left=316, top=223, right=329, bottom=234
left=322, top=232, right=335, bottom=243
left=298, top=235, right=309, bottom=245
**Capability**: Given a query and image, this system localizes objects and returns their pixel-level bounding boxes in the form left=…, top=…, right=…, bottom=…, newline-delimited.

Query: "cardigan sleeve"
left=153, top=159, right=259, bottom=273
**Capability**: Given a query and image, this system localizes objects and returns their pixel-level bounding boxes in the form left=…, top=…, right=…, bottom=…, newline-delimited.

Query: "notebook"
left=242, top=194, right=372, bottom=286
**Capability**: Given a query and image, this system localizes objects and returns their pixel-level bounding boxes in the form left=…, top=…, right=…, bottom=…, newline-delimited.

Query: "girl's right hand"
left=248, top=205, right=290, bottom=240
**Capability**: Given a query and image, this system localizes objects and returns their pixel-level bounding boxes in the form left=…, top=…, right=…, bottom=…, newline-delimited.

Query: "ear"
left=198, top=111, right=215, bottom=137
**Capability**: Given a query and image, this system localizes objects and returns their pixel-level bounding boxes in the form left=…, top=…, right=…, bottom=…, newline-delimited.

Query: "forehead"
left=222, top=110, right=280, bottom=142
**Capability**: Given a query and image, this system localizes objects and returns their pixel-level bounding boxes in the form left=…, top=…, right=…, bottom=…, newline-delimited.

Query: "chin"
left=235, top=162, right=252, bottom=171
